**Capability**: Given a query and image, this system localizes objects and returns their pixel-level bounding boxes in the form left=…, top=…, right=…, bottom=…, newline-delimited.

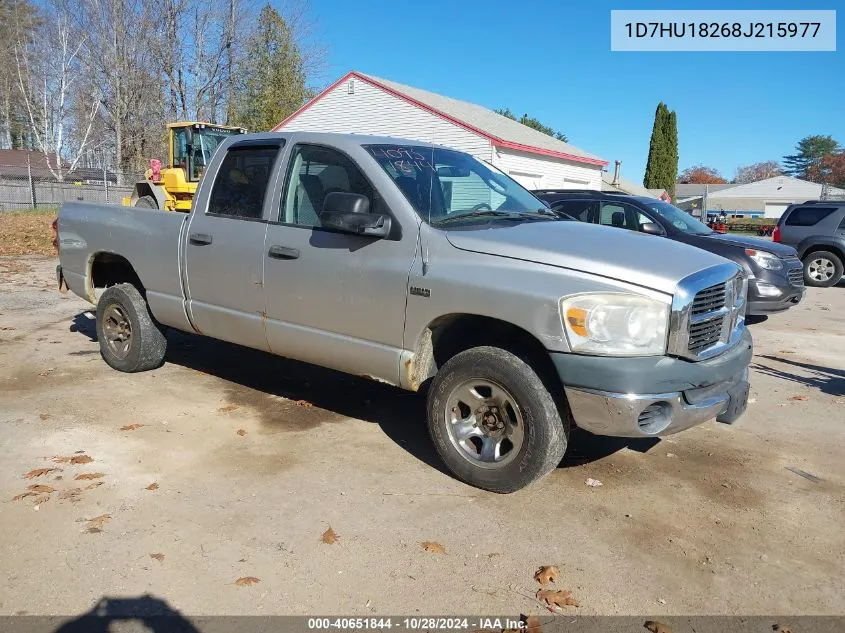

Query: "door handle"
left=267, top=245, right=300, bottom=260
left=189, top=233, right=213, bottom=246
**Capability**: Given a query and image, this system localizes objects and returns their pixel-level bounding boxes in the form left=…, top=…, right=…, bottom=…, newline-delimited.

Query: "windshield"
left=645, top=200, right=714, bottom=235
left=191, top=128, right=242, bottom=180
left=364, top=144, right=550, bottom=225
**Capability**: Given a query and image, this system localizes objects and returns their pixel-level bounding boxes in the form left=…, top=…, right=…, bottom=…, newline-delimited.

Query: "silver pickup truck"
left=56, top=132, right=752, bottom=492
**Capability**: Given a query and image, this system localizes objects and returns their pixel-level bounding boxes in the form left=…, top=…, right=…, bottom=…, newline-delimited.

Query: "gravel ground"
left=0, top=255, right=843, bottom=617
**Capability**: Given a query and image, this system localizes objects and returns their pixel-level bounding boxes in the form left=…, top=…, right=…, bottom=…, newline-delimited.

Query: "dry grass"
left=0, top=209, right=57, bottom=256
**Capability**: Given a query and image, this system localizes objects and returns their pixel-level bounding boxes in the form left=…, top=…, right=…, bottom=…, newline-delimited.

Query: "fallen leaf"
left=38, top=413, right=50, bottom=420
left=321, top=527, right=339, bottom=544
left=150, top=553, right=165, bottom=563
left=146, top=483, right=159, bottom=491
left=74, top=473, right=104, bottom=480
left=12, top=492, right=36, bottom=501
left=27, top=484, right=55, bottom=493
left=86, top=514, right=111, bottom=529
left=53, top=454, right=93, bottom=464
left=644, top=621, right=672, bottom=633
left=537, top=588, right=579, bottom=609
left=85, top=482, right=104, bottom=490
left=234, top=576, right=260, bottom=586
left=218, top=404, right=239, bottom=413
left=0, top=326, right=15, bottom=330
left=778, top=350, right=795, bottom=354
left=59, top=488, right=83, bottom=501
left=772, top=625, right=793, bottom=633
left=585, top=478, right=603, bottom=487
left=24, top=468, right=58, bottom=479
left=521, top=615, right=542, bottom=633
left=86, top=527, right=102, bottom=534
left=32, top=495, right=50, bottom=505
left=120, top=424, right=144, bottom=431
left=236, top=429, right=247, bottom=436
left=789, top=395, right=808, bottom=401
left=534, top=565, right=560, bottom=587
left=294, top=399, right=313, bottom=408
left=421, top=541, right=446, bottom=553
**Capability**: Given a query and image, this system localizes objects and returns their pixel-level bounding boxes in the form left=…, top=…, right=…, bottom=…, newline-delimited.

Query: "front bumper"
left=746, top=261, right=805, bottom=315
left=552, top=328, right=753, bottom=437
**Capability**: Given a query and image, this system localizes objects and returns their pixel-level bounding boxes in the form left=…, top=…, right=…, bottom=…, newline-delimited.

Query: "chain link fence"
left=0, top=160, right=142, bottom=212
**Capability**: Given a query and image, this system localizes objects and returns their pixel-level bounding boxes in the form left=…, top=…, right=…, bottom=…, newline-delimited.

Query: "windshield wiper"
left=433, top=209, right=519, bottom=225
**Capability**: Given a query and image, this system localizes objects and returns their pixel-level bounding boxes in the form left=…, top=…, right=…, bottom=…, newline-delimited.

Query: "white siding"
left=492, top=148, right=602, bottom=191
left=278, top=78, right=493, bottom=161
left=711, top=176, right=845, bottom=200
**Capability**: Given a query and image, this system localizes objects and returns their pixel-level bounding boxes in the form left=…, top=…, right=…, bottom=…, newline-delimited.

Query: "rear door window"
left=784, top=206, right=837, bottom=227
left=598, top=201, right=642, bottom=231
left=207, top=147, right=279, bottom=219
left=551, top=200, right=597, bottom=222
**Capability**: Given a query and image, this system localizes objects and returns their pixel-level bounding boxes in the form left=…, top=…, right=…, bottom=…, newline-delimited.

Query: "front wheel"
left=426, top=346, right=569, bottom=493
left=96, top=283, right=167, bottom=372
left=803, top=250, right=843, bottom=287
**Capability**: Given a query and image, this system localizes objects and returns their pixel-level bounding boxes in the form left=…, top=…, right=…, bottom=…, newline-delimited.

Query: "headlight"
left=560, top=293, right=670, bottom=356
left=745, top=248, right=782, bottom=270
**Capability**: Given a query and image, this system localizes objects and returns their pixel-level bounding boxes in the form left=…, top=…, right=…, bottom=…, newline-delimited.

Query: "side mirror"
left=320, top=192, right=392, bottom=238
left=641, top=222, right=664, bottom=236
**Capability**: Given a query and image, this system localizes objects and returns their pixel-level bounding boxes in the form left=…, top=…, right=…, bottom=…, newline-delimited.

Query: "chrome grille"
left=668, top=263, right=747, bottom=361
left=690, top=282, right=727, bottom=316
left=788, top=268, right=804, bottom=287
left=688, top=316, right=725, bottom=353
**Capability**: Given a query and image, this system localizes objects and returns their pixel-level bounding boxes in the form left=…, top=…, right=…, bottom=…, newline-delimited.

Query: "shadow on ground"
left=70, top=313, right=662, bottom=477
left=753, top=354, right=845, bottom=397
left=51, top=595, right=199, bottom=633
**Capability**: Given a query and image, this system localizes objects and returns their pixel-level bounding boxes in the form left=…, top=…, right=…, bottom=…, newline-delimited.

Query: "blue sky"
left=303, top=0, right=843, bottom=184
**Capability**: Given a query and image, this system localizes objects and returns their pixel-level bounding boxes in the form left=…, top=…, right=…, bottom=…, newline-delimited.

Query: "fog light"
left=753, top=280, right=781, bottom=297
left=637, top=402, right=672, bottom=434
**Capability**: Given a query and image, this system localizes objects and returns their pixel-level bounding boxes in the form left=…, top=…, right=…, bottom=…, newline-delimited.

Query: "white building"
left=272, top=71, right=607, bottom=190
left=675, top=177, right=845, bottom=219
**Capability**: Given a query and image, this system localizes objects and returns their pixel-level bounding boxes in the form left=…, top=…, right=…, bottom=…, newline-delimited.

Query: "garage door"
left=508, top=170, right=543, bottom=190
left=764, top=202, right=790, bottom=219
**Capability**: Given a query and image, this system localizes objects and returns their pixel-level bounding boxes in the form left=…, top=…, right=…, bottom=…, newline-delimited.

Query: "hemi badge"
left=409, top=286, right=431, bottom=298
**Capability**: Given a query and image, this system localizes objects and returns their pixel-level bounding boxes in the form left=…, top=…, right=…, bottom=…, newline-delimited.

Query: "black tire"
left=96, top=283, right=167, bottom=372
left=135, top=195, right=158, bottom=209
left=803, top=250, right=844, bottom=287
left=426, top=346, right=569, bottom=493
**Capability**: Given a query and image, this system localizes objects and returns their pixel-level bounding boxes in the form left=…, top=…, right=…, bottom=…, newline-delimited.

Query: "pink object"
left=150, top=159, right=161, bottom=181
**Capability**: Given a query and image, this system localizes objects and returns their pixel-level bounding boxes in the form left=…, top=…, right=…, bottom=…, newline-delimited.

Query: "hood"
left=445, top=221, right=735, bottom=295
left=693, top=233, right=798, bottom=258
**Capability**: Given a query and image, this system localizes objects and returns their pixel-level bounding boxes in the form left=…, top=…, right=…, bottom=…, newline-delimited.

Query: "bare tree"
left=734, top=161, right=784, bottom=184
left=13, top=8, right=99, bottom=180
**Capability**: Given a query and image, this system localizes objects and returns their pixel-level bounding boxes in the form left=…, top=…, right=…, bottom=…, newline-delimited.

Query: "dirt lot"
left=1, top=255, right=843, bottom=617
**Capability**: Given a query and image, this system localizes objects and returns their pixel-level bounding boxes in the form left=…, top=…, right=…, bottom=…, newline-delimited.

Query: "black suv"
left=533, top=190, right=805, bottom=316
left=774, top=200, right=845, bottom=287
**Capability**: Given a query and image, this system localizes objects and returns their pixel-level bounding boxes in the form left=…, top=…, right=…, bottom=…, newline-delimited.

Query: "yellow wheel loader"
left=124, top=122, right=246, bottom=211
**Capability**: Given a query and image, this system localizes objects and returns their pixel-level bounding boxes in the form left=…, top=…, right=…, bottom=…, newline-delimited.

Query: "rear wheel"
left=135, top=195, right=158, bottom=209
left=427, top=346, right=569, bottom=493
left=96, top=283, right=167, bottom=372
left=803, top=251, right=843, bottom=287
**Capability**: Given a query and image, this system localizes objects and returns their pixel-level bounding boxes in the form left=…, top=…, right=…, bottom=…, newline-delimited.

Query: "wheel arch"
left=797, top=238, right=845, bottom=263
left=402, top=313, right=557, bottom=393
left=88, top=251, right=146, bottom=302
left=130, top=181, right=167, bottom=209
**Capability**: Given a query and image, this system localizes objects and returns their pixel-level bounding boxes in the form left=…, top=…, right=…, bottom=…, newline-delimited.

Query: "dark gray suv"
left=774, top=201, right=845, bottom=287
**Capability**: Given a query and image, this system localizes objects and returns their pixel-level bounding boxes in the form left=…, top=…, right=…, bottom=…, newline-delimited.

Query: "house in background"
left=273, top=71, right=607, bottom=191
left=675, top=176, right=845, bottom=219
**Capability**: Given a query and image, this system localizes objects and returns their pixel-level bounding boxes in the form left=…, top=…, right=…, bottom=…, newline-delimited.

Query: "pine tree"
left=783, top=135, right=840, bottom=179
left=643, top=102, right=678, bottom=198
left=233, top=4, right=311, bottom=132
left=664, top=109, right=678, bottom=199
